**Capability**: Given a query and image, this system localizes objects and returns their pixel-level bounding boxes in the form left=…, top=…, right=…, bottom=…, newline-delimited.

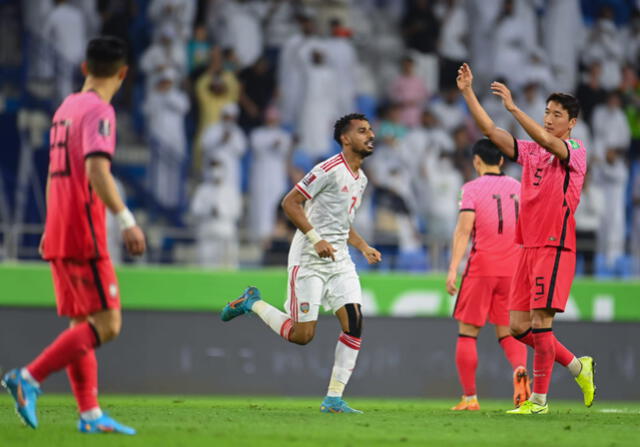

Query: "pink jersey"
left=513, top=138, right=587, bottom=251
left=43, top=91, right=117, bottom=260
left=459, top=173, right=521, bottom=276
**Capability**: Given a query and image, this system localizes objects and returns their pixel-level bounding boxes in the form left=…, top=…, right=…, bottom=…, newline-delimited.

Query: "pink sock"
left=27, top=322, right=99, bottom=383
left=553, top=335, right=575, bottom=367
left=516, top=328, right=574, bottom=366
left=499, top=335, right=528, bottom=370
left=66, top=349, right=99, bottom=412
left=532, top=329, right=555, bottom=395
left=455, top=335, right=478, bottom=396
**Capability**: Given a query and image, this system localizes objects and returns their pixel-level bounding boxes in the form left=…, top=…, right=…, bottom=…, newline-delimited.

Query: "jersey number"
left=492, top=193, right=519, bottom=234
left=349, top=196, right=357, bottom=214
left=50, top=120, right=71, bottom=177
left=533, top=168, right=543, bottom=186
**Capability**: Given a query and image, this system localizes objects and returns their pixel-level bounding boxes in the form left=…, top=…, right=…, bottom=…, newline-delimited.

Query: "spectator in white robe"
left=592, top=92, right=631, bottom=269
left=277, top=14, right=324, bottom=128
left=247, top=107, right=292, bottom=244
left=217, top=0, right=263, bottom=69
left=148, top=0, right=195, bottom=42
left=143, top=68, right=190, bottom=210
left=490, top=0, right=533, bottom=89
left=430, top=87, right=467, bottom=133
left=190, top=158, right=242, bottom=269
left=582, top=6, right=625, bottom=91
left=140, top=23, right=187, bottom=89
left=325, top=18, right=358, bottom=115
left=42, top=0, right=87, bottom=103
left=542, top=0, right=585, bottom=92
left=201, top=102, right=247, bottom=191
left=298, top=49, right=340, bottom=161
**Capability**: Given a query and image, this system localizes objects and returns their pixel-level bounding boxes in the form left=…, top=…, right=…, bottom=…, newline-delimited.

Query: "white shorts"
left=284, top=263, right=362, bottom=322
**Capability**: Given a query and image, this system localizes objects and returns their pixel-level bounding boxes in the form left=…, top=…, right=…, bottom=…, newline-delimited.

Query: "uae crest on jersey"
left=300, top=302, right=310, bottom=313
left=98, top=119, right=111, bottom=137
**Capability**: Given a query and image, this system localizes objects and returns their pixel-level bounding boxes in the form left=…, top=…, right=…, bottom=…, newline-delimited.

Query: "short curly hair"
left=333, top=113, right=369, bottom=145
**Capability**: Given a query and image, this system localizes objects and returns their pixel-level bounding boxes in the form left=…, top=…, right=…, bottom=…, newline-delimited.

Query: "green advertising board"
left=0, top=263, right=638, bottom=322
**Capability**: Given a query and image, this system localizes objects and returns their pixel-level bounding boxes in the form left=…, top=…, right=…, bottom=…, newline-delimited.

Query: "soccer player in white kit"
left=221, top=113, right=382, bottom=413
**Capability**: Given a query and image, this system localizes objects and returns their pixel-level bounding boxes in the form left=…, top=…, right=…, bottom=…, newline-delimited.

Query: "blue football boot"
left=2, top=368, right=42, bottom=428
left=320, top=396, right=363, bottom=414
left=78, top=413, right=136, bottom=435
left=220, top=286, right=262, bottom=321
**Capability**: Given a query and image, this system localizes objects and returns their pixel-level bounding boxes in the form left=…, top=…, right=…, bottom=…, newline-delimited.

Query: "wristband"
left=305, top=228, right=322, bottom=245
left=116, top=208, right=136, bottom=230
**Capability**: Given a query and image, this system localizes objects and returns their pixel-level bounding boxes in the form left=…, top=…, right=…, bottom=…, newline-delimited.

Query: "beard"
left=353, top=145, right=374, bottom=158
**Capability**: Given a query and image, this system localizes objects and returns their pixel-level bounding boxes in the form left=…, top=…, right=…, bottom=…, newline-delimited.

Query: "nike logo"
left=533, top=296, right=543, bottom=301
left=531, top=408, right=546, bottom=414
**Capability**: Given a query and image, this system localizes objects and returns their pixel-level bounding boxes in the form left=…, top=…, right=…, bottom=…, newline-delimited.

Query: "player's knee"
left=344, top=303, right=363, bottom=338
left=509, top=322, right=529, bottom=338
left=292, top=331, right=314, bottom=345
left=97, top=319, right=122, bottom=342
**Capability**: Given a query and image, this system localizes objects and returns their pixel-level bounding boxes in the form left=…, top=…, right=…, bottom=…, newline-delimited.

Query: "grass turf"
left=1, top=395, right=639, bottom=447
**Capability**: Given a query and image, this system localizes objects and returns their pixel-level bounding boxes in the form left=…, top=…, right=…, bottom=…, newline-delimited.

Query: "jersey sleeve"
left=514, top=139, right=540, bottom=166
left=82, top=103, right=116, bottom=159
left=564, top=139, right=587, bottom=175
left=295, top=165, right=331, bottom=200
left=458, top=183, right=476, bottom=212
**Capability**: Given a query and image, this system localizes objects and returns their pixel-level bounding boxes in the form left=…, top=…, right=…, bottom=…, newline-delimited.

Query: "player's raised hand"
left=361, top=246, right=382, bottom=265
left=123, top=225, right=146, bottom=256
left=446, top=270, right=458, bottom=296
left=456, top=63, right=473, bottom=91
left=491, top=81, right=516, bottom=112
left=314, top=240, right=336, bottom=261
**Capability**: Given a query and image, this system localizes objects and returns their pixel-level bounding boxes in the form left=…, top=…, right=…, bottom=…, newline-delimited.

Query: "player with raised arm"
left=2, top=37, right=146, bottom=433
left=220, top=113, right=381, bottom=414
left=448, top=139, right=529, bottom=411
left=456, top=63, right=595, bottom=414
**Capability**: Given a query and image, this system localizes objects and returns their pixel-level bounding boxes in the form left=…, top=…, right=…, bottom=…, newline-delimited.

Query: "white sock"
left=464, top=394, right=477, bottom=402
left=567, top=357, right=582, bottom=377
left=20, top=368, right=40, bottom=387
left=530, top=392, right=547, bottom=405
left=326, top=333, right=361, bottom=398
left=251, top=300, right=292, bottom=340
left=80, top=407, right=103, bottom=421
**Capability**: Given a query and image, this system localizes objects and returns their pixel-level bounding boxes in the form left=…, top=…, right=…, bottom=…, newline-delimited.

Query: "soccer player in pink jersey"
left=2, top=37, right=145, bottom=433
left=447, top=139, right=529, bottom=411
left=456, top=63, right=595, bottom=414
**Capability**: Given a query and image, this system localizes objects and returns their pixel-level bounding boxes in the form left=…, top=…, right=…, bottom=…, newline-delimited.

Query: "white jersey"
left=289, top=153, right=368, bottom=270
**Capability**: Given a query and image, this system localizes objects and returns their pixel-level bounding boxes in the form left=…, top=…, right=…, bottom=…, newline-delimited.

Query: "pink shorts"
left=50, top=258, right=120, bottom=317
left=509, top=246, right=576, bottom=312
left=453, top=276, right=512, bottom=327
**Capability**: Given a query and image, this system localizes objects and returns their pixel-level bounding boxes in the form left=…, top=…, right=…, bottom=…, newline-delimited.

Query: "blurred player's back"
left=460, top=173, right=520, bottom=276
left=44, top=91, right=116, bottom=260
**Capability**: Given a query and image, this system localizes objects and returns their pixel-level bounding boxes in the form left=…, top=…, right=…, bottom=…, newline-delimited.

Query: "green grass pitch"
left=1, top=395, right=638, bottom=447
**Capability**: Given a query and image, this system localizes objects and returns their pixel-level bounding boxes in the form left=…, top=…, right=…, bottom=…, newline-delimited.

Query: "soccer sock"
left=26, top=322, right=100, bottom=383
left=327, top=333, right=361, bottom=398
left=251, top=300, right=293, bottom=341
left=515, top=328, right=578, bottom=372
left=498, top=335, right=527, bottom=370
left=553, top=336, right=576, bottom=368
left=455, top=335, right=478, bottom=397
left=66, top=349, right=100, bottom=414
left=532, top=328, right=555, bottom=399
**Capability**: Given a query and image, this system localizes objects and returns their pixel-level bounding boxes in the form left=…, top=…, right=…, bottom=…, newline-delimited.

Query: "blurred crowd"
left=8, top=0, right=640, bottom=276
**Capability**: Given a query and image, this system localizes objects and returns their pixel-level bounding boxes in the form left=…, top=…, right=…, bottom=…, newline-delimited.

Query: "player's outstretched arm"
left=491, top=81, right=569, bottom=161
left=85, top=156, right=146, bottom=256
left=281, top=188, right=336, bottom=261
left=457, top=63, right=515, bottom=159
left=446, top=211, right=475, bottom=296
left=348, top=227, right=382, bottom=265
